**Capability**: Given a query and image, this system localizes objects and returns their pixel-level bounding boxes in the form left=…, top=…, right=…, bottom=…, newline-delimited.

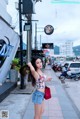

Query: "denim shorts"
left=32, top=90, right=44, bottom=104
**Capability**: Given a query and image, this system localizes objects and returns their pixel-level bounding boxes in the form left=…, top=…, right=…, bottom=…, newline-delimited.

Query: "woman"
left=27, top=56, right=52, bottom=119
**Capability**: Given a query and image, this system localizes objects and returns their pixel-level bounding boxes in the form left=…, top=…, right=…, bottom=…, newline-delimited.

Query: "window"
left=70, top=63, right=80, bottom=68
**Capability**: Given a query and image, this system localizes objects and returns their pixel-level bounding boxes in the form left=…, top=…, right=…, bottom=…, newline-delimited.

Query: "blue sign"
left=0, top=36, right=13, bottom=68
left=0, top=44, right=13, bottom=57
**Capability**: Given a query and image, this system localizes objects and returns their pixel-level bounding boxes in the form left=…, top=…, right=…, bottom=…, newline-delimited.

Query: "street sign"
left=44, top=25, right=54, bottom=35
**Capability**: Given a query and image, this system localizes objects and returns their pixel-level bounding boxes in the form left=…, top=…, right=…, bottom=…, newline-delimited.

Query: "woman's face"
left=35, top=58, right=42, bottom=69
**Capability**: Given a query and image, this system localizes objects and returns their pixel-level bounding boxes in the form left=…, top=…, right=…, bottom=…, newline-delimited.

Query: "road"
left=56, top=71, right=80, bottom=114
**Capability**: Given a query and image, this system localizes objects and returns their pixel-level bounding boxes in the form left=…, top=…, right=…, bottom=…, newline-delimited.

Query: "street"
left=56, top=71, right=80, bottom=113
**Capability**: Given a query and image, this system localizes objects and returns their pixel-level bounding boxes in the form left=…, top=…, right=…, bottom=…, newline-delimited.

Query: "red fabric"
left=44, top=86, right=51, bottom=100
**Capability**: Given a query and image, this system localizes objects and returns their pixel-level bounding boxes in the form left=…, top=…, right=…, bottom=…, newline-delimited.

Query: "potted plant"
left=10, top=58, right=20, bottom=82
left=19, top=65, right=30, bottom=86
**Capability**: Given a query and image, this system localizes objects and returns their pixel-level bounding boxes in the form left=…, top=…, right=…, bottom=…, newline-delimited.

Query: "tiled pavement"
left=0, top=65, right=79, bottom=119
left=23, top=66, right=80, bottom=119
left=23, top=86, right=64, bottom=119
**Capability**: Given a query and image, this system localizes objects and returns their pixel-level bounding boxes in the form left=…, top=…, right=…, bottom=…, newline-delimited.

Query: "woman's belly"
left=37, top=88, right=45, bottom=93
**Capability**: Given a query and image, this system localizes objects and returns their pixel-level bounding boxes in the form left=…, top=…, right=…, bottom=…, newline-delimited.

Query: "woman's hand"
left=47, top=77, right=52, bottom=81
left=27, top=62, right=32, bottom=66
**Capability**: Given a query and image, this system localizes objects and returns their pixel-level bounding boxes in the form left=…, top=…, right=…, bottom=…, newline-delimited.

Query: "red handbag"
left=44, top=86, right=51, bottom=100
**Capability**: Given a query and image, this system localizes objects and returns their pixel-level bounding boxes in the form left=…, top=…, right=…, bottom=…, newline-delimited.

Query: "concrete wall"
left=0, top=0, right=12, bottom=25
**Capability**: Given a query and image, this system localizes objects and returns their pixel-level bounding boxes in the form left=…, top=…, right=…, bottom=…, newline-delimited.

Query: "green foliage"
left=12, top=58, right=19, bottom=65
left=11, top=58, right=20, bottom=71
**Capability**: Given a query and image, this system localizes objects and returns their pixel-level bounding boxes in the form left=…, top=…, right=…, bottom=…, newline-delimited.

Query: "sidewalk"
left=23, top=66, right=80, bottom=119
left=0, top=65, right=80, bottom=119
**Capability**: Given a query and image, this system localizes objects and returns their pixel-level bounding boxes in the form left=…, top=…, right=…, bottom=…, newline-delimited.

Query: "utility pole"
left=18, top=0, right=41, bottom=88
left=40, top=35, right=42, bottom=49
left=25, top=15, right=32, bottom=63
left=35, top=23, right=37, bottom=50
left=27, top=21, right=31, bottom=63
left=19, top=0, right=24, bottom=89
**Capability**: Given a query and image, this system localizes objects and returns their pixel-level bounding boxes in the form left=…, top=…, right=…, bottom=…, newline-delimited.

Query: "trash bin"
left=9, top=69, right=18, bottom=82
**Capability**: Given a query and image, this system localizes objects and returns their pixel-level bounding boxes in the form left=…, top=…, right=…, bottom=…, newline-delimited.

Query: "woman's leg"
left=34, top=104, right=42, bottom=119
left=40, top=100, right=45, bottom=119
left=41, top=100, right=45, bottom=114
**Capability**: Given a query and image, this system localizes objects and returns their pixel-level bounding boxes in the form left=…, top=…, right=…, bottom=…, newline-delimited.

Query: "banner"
left=0, top=18, right=20, bottom=84
left=42, top=43, right=54, bottom=49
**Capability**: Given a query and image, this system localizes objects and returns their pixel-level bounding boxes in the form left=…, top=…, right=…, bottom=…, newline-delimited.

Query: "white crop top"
left=36, top=74, right=47, bottom=89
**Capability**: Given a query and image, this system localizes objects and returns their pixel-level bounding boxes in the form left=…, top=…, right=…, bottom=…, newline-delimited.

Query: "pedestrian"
left=27, top=56, right=52, bottom=119
left=60, top=63, right=69, bottom=77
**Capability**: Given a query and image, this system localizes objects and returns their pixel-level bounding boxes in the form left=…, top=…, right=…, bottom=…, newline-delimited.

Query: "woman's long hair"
left=19, top=65, right=30, bottom=77
left=19, top=56, right=43, bottom=87
left=30, top=56, right=43, bottom=86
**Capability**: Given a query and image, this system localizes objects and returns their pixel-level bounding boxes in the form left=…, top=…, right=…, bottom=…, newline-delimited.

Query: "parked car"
left=67, top=62, right=80, bottom=75
left=59, top=62, right=80, bottom=81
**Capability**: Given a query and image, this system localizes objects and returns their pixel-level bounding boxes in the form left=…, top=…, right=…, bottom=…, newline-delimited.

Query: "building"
left=60, top=41, right=74, bottom=57
left=0, top=0, right=20, bottom=85
left=0, top=0, right=12, bottom=25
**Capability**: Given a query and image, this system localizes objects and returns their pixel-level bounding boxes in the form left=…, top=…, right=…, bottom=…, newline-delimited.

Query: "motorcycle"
left=59, top=71, right=80, bottom=81
left=67, top=72, right=80, bottom=81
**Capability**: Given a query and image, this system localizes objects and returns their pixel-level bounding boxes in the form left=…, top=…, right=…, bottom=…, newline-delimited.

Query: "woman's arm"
left=46, top=77, right=52, bottom=81
left=27, top=62, right=39, bottom=80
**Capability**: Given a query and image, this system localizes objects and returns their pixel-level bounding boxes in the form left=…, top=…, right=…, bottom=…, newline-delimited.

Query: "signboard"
left=43, top=49, right=54, bottom=57
left=42, top=43, right=54, bottom=49
left=0, top=37, right=13, bottom=67
left=44, top=25, right=54, bottom=35
left=51, top=0, right=80, bottom=4
left=22, top=0, right=35, bottom=14
left=0, top=18, right=20, bottom=84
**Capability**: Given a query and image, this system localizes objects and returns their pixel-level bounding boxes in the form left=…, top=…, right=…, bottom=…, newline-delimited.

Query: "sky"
left=7, top=0, right=80, bottom=47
